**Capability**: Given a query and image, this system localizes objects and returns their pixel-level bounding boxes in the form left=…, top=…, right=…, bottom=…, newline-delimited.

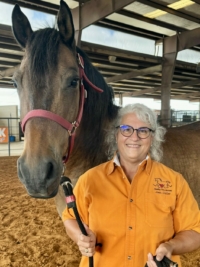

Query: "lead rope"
left=60, top=176, right=94, bottom=267
left=144, top=255, right=178, bottom=267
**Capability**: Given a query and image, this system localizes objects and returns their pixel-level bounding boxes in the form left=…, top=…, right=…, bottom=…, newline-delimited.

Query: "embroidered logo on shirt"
left=153, top=178, right=172, bottom=194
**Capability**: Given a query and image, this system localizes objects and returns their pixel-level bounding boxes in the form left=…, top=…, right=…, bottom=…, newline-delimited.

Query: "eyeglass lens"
left=119, top=125, right=152, bottom=139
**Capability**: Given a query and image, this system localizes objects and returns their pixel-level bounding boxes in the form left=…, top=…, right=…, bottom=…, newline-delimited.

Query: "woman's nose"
left=130, top=130, right=139, bottom=140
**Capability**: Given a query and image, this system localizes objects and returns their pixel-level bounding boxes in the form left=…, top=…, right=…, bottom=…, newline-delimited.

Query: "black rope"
left=60, top=176, right=93, bottom=267
left=144, top=255, right=178, bottom=267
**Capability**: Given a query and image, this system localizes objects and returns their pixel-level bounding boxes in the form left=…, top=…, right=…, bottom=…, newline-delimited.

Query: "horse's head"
left=12, top=0, right=80, bottom=198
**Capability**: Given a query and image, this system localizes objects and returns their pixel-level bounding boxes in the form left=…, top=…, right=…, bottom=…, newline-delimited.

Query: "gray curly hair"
left=115, top=103, right=166, bottom=162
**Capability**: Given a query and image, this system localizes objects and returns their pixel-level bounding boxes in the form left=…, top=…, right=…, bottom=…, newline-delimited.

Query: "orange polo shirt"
left=62, top=156, right=200, bottom=267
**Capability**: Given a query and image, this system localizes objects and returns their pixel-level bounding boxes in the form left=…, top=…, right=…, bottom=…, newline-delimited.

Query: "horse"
left=11, top=0, right=119, bottom=216
left=162, top=121, right=200, bottom=206
left=11, top=0, right=200, bottom=219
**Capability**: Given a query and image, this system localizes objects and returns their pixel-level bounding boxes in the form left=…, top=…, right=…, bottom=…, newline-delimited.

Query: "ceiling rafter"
left=117, top=9, right=186, bottom=33
left=137, top=0, right=200, bottom=24
left=1, top=0, right=200, bottom=101
left=106, top=64, right=162, bottom=83
left=72, top=0, right=137, bottom=30
left=126, top=78, right=200, bottom=97
left=172, top=92, right=200, bottom=100
left=0, top=0, right=59, bottom=15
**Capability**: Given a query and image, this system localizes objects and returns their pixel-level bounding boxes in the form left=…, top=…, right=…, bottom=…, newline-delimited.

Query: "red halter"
left=21, top=53, right=103, bottom=163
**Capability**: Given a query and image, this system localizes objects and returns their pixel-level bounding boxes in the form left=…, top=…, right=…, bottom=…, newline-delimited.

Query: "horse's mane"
left=72, top=47, right=119, bottom=166
left=26, top=27, right=119, bottom=166
left=27, top=28, right=60, bottom=88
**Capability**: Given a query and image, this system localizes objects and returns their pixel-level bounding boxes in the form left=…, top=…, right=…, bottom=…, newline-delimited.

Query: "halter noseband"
left=21, top=53, right=103, bottom=163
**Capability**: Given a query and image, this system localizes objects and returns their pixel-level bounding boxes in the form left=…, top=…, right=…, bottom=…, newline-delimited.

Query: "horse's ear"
left=57, top=0, right=75, bottom=46
left=12, top=4, right=33, bottom=48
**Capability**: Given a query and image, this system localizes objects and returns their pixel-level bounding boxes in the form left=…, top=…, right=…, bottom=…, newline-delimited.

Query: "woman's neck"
left=119, top=156, right=147, bottom=183
left=120, top=159, right=139, bottom=183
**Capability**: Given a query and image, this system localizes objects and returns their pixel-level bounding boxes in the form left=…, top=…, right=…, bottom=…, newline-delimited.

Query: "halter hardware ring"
left=68, top=121, right=78, bottom=136
left=62, top=164, right=66, bottom=176
left=78, top=54, right=84, bottom=69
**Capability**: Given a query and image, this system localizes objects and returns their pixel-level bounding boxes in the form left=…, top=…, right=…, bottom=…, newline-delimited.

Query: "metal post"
left=8, top=118, right=11, bottom=156
left=199, top=100, right=200, bottom=120
left=161, top=35, right=178, bottom=128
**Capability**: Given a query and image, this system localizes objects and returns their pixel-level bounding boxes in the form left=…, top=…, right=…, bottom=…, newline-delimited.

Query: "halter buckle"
left=77, top=53, right=84, bottom=69
left=68, top=121, right=78, bottom=136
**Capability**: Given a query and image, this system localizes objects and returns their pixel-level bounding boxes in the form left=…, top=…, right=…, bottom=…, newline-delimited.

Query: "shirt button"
left=128, top=256, right=132, bottom=260
left=130, top=199, right=133, bottom=202
left=129, top=226, right=132, bottom=230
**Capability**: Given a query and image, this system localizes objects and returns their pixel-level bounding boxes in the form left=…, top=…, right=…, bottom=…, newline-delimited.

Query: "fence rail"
left=0, top=117, right=24, bottom=156
left=1, top=111, right=200, bottom=156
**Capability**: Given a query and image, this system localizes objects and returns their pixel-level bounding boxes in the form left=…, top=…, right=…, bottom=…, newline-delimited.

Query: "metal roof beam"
left=72, top=0, right=137, bottom=31
left=0, top=0, right=59, bottom=15
left=117, top=9, right=186, bottom=33
left=0, top=65, right=20, bottom=80
left=127, top=78, right=200, bottom=97
left=0, top=36, right=17, bottom=46
left=137, top=0, right=200, bottom=24
left=106, top=64, right=162, bottom=83
left=96, top=18, right=164, bottom=40
left=127, top=86, right=162, bottom=97
left=0, top=84, right=14, bottom=88
left=192, top=0, right=200, bottom=4
left=81, top=42, right=162, bottom=64
left=1, top=0, right=137, bottom=31
left=189, top=98, right=200, bottom=102
left=0, top=53, right=22, bottom=60
left=157, top=28, right=200, bottom=50
left=172, top=91, right=200, bottom=100
left=0, top=43, right=22, bottom=51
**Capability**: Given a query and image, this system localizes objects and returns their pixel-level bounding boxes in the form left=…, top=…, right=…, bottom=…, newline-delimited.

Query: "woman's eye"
left=70, top=79, right=78, bottom=87
left=139, top=129, right=148, bottom=134
left=123, top=128, right=131, bottom=134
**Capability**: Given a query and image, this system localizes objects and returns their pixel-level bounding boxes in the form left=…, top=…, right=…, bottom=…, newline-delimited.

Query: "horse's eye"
left=71, top=79, right=79, bottom=88
left=12, top=80, right=17, bottom=88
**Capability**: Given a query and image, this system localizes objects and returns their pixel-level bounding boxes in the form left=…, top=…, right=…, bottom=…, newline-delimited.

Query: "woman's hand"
left=77, top=225, right=96, bottom=257
left=146, top=242, right=173, bottom=267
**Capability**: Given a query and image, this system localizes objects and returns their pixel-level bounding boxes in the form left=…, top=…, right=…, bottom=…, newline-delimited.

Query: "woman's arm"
left=147, top=230, right=200, bottom=267
left=64, top=219, right=96, bottom=257
left=165, top=230, right=200, bottom=255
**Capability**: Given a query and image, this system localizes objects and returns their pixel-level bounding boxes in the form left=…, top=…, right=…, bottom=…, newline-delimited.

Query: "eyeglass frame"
left=116, top=124, right=155, bottom=139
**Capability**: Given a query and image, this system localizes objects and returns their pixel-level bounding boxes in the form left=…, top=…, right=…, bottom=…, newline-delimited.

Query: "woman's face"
left=116, top=113, right=154, bottom=165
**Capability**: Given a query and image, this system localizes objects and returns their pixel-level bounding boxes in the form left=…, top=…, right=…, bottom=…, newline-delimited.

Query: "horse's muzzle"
left=17, top=156, right=62, bottom=199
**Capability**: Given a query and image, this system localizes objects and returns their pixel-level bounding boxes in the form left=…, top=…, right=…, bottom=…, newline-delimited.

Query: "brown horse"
left=12, top=0, right=200, bottom=218
left=12, top=0, right=119, bottom=216
left=162, top=121, right=200, bottom=206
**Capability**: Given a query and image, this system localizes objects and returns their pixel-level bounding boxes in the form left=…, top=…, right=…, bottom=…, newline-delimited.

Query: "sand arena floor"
left=0, top=156, right=200, bottom=267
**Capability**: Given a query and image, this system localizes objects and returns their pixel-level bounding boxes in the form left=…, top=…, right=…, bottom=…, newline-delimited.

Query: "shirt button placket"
left=127, top=198, right=134, bottom=265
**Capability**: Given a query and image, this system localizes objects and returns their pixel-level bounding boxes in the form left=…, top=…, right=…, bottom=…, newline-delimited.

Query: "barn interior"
left=1, top=0, right=200, bottom=128
left=1, top=2, right=200, bottom=267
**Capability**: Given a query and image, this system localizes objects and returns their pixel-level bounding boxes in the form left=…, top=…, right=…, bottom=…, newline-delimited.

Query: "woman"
left=62, top=103, right=200, bottom=267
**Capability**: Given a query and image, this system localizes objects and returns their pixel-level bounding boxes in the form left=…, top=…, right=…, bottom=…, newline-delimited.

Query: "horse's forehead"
left=58, top=44, right=78, bottom=69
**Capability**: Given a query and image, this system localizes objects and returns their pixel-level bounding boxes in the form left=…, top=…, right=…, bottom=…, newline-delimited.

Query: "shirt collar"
left=107, top=152, right=152, bottom=175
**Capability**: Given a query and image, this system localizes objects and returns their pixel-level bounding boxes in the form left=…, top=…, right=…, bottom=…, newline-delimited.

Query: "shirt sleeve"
left=173, top=174, right=200, bottom=234
left=62, top=174, right=89, bottom=225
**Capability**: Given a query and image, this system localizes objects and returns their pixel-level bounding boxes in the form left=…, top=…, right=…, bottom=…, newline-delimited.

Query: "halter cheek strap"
left=21, top=53, right=103, bottom=164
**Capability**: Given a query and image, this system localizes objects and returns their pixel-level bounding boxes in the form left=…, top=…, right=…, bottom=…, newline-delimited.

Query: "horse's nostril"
left=46, top=162, right=54, bottom=180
